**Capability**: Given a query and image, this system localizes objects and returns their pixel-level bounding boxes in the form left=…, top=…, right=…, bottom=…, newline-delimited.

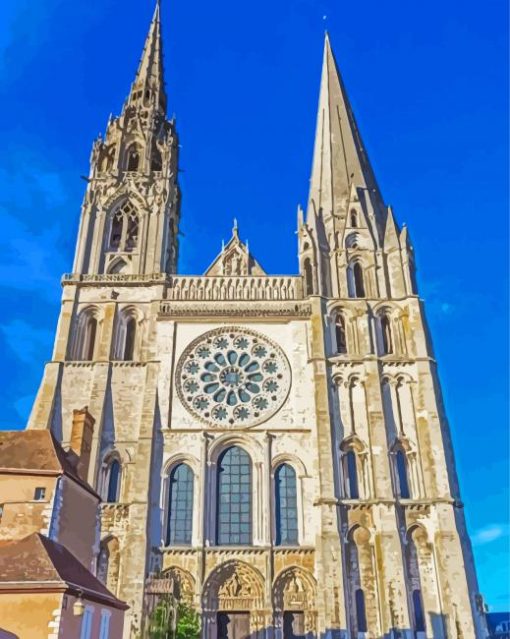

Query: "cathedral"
left=25, top=2, right=487, bottom=638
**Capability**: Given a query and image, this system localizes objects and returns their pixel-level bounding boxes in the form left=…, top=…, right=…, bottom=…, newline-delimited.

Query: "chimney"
left=70, top=407, right=95, bottom=481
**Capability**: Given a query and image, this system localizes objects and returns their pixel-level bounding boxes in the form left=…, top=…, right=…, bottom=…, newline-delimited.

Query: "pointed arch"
left=406, top=526, right=428, bottom=632
left=125, top=143, right=140, bottom=171
left=380, top=312, right=393, bottom=355
left=348, top=260, right=366, bottom=298
left=303, top=258, right=314, bottom=295
left=73, top=306, right=100, bottom=361
left=113, top=306, right=142, bottom=361
left=108, top=200, right=139, bottom=253
left=391, top=440, right=412, bottom=499
left=350, top=209, right=358, bottom=227
left=100, top=452, right=122, bottom=503
left=151, top=146, right=163, bottom=171
left=340, top=436, right=367, bottom=499
left=274, top=463, right=298, bottom=546
left=334, top=311, right=347, bottom=354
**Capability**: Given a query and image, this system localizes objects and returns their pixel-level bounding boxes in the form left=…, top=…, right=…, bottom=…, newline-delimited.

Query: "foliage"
left=148, top=599, right=200, bottom=639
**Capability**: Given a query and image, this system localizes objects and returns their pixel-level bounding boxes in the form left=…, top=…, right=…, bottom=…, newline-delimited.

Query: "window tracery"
left=176, top=328, right=291, bottom=428
left=108, top=201, right=139, bottom=253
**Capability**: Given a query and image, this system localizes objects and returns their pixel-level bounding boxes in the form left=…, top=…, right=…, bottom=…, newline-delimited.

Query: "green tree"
left=148, top=599, right=200, bottom=639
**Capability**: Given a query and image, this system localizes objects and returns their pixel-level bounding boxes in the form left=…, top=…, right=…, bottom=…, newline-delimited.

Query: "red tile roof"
left=0, top=430, right=98, bottom=497
left=0, top=534, right=127, bottom=610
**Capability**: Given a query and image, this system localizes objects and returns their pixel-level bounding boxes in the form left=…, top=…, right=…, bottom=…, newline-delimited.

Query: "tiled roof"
left=0, top=430, right=98, bottom=497
left=0, top=534, right=127, bottom=610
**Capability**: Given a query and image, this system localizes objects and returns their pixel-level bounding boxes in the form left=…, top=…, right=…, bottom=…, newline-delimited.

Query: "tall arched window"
left=350, top=210, right=358, bottom=228
left=395, top=449, right=411, bottom=499
left=274, top=463, right=298, bottom=546
left=108, top=201, right=139, bottom=253
left=406, top=529, right=427, bottom=633
left=343, top=450, right=359, bottom=499
left=355, top=589, right=368, bottom=633
left=335, top=314, right=347, bottom=354
left=75, top=310, right=98, bottom=361
left=303, top=258, right=314, bottom=296
left=126, top=144, right=140, bottom=171
left=106, top=459, right=121, bottom=503
left=166, top=463, right=193, bottom=546
left=353, top=262, right=365, bottom=298
left=380, top=314, right=393, bottom=355
left=123, top=316, right=136, bottom=361
left=216, top=446, right=251, bottom=545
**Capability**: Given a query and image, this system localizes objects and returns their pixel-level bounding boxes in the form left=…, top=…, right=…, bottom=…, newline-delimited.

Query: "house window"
left=275, top=463, right=298, bottom=546
left=80, top=606, right=94, bottom=639
left=99, top=609, right=111, bottom=639
left=166, top=463, right=193, bottom=546
left=216, top=446, right=252, bottom=545
left=34, top=487, right=46, bottom=501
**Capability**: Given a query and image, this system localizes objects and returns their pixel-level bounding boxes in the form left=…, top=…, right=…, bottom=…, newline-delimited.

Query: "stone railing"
left=166, top=276, right=303, bottom=302
left=62, top=272, right=167, bottom=285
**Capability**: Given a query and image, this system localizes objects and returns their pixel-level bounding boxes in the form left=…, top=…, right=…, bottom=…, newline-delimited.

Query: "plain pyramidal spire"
left=127, top=0, right=166, bottom=112
left=307, top=32, right=384, bottom=223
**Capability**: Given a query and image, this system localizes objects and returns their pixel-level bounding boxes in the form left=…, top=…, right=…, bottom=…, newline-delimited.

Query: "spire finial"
left=126, top=0, right=166, bottom=113
left=232, top=218, right=239, bottom=237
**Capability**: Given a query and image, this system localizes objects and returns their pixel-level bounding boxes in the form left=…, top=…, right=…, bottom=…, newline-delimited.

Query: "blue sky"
left=0, top=0, right=508, bottom=611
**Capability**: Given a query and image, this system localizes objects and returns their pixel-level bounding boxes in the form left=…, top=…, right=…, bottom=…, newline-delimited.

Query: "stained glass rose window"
left=176, top=327, right=291, bottom=427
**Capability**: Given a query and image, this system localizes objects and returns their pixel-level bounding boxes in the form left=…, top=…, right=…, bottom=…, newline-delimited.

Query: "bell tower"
left=73, top=0, right=180, bottom=277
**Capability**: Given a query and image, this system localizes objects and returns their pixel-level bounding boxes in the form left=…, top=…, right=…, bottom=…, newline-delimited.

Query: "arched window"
left=126, top=144, right=140, bottom=171
left=353, top=262, right=365, bottom=298
left=151, top=148, right=163, bottom=171
left=343, top=450, right=359, bottom=499
left=380, top=314, right=393, bottom=355
left=275, top=463, right=298, bottom=546
left=75, top=310, right=98, bottom=361
left=355, top=589, right=367, bottom=632
left=166, top=463, right=193, bottom=546
left=106, top=459, right=121, bottom=503
left=123, top=316, right=136, bottom=361
left=108, top=201, right=139, bottom=253
left=303, top=258, right=314, bottom=296
left=350, top=210, right=358, bottom=228
left=335, top=314, right=347, bottom=354
left=216, top=446, right=251, bottom=545
left=395, top=448, right=411, bottom=498
left=96, top=543, right=109, bottom=584
left=412, top=589, right=426, bottom=632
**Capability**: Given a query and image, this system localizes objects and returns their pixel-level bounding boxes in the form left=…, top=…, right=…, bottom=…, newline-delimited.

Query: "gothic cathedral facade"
left=27, top=4, right=486, bottom=638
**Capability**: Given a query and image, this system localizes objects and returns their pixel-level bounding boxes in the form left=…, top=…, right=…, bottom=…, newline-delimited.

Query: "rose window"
left=176, top=328, right=291, bottom=427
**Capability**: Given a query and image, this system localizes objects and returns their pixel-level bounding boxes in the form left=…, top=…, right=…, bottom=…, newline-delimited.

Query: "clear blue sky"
left=0, top=0, right=508, bottom=611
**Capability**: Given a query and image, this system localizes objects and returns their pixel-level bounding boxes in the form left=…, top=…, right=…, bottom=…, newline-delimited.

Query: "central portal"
left=217, top=612, right=250, bottom=639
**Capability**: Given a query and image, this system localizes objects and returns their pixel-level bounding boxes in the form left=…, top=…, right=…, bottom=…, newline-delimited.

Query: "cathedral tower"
left=27, top=6, right=486, bottom=639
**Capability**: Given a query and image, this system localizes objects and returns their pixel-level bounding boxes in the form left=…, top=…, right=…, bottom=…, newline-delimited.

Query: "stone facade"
left=27, top=3, right=486, bottom=638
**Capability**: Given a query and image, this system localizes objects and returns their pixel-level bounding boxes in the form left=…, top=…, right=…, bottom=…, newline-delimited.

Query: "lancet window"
left=125, top=144, right=140, bottom=171
left=348, top=261, right=366, bottom=298
left=334, top=313, right=347, bottom=354
left=73, top=308, right=99, bottom=361
left=108, top=201, right=139, bottom=253
left=343, top=449, right=359, bottom=499
left=216, top=446, right=252, bottom=545
left=104, top=459, right=121, bottom=503
left=274, top=463, right=298, bottom=545
left=394, top=448, right=411, bottom=499
left=303, top=258, right=314, bottom=296
left=166, top=463, right=193, bottom=546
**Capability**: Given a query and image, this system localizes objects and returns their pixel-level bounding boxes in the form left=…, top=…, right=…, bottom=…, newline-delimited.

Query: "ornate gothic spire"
left=126, top=0, right=166, bottom=114
left=306, top=33, right=384, bottom=225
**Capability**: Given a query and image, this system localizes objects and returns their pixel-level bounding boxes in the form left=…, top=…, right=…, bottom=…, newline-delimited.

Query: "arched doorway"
left=202, top=561, right=266, bottom=639
left=273, top=567, right=317, bottom=639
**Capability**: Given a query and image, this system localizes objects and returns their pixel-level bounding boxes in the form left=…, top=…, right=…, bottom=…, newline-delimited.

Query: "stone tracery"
left=176, top=327, right=291, bottom=427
